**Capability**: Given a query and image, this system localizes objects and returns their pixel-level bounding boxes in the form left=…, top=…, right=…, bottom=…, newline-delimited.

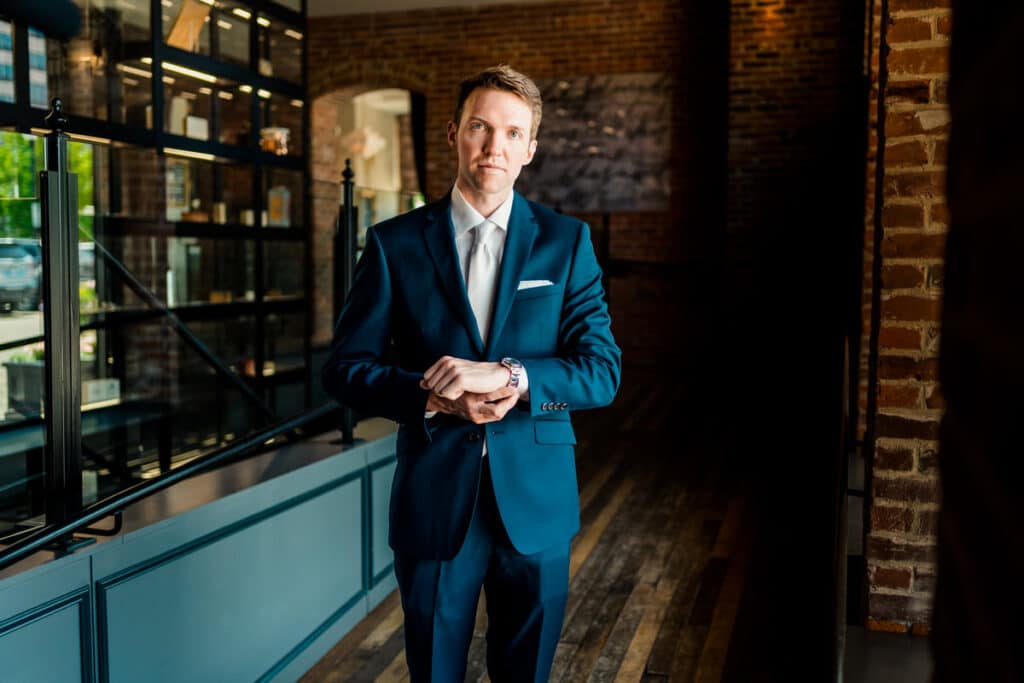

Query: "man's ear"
left=524, top=138, right=538, bottom=165
left=447, top=121, right=457, bottom=147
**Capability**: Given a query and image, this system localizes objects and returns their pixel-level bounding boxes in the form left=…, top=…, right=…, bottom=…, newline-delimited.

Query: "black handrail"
left=0, top=402, right=340, bottom=572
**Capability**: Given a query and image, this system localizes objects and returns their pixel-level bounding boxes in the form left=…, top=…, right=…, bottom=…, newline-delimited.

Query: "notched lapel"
left=487, top=193, right=538, bottom=354
left=423, top=198, right=485, bottom=353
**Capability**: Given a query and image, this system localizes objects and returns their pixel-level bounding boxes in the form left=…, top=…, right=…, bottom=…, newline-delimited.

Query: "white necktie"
left=467, top=220, right=497, bottom=344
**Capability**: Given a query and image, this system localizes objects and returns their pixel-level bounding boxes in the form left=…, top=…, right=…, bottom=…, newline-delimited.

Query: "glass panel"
left=81, top=234, right=253, bottom=312
left=106, top=145, right=165, bottom=221
left=0, top=130, right=46, bottom=535
left=262, top=167, right=302, bottom=227
left=163, top=68, right=251, bottom=146
left=162, top=0, right=211, bottom=56
left=81, top=314, right=265, bottom=500
left=211, top=1, right=250, bottom=68
left=271, top=381, right=305, bottom=419
left=163, top=0, right=257, bottom=67
left=217, top=82, right=254, bottom=146
left=257, top=15, right=301, bottom=85
left=259, top=91, right=303, bottom=158
left=39, top=1, right=152, bottom=120
left=0, top=20, right=13, bottom=104
left=263, top=241, right=303, bottom=300
left=271, top=0, right=302, bottom=12
left=163, top=156, right=254, bottom=224
left=220, top=163, right=254, bottom=225
left=264, top=311, right=303, bottom=373
left=0, top=337, right=47, bottom=535
left=166, top=237, right=254, bottom=306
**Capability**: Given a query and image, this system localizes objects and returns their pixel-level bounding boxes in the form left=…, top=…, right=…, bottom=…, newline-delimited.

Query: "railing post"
left=39, top=97, right=84, bottom=534
left=335, top=159, right=357, bottom=444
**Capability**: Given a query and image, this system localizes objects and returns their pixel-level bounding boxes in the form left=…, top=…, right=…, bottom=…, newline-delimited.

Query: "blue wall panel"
left=370, top=459, right=396, bottom=581
left=0, top=591, right=89, bottom=682
left=98, top=478, right=363, bottom=683
left=0, top=433, right=400, bottom=682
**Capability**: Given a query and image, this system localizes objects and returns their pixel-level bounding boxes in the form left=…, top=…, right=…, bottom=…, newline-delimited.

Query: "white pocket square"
left=518, top=279, right=554, bottom=290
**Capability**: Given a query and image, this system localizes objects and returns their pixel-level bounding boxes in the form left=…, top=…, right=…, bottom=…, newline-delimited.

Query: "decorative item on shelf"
left=238, top=357, right=257, bottom=377
left=168, top=96, right=189, bottom=135
left=167, top=0, right=211, bottom=52
left=181, top=198, right=210, bottom=222
left=266, top=185, right=291, bottom=227
left=212, top=201, right=227, bottom=223
left=240, top=209, right=255, bottom=226
left=341, top=125, right=387, bottom=159
left=165, top=157, right=190, bottom=221
left=259, top=126, right=290, bottom=155
left=82, top=378, right=121, bottom=405
left=166, top=268, right=176, bottom=306
left=258, top=58, right=274, bottom=77
left=209, top=290, right=233, bottom=303
left=185, top=115, right=209, bottom=140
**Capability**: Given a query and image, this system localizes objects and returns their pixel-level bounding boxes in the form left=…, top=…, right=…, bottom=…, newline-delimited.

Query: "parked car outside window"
left=0, top=238, right=41, bottom=313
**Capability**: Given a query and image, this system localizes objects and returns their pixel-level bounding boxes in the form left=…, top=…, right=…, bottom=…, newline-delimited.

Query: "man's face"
left=448, top=87, right=537, bottom=206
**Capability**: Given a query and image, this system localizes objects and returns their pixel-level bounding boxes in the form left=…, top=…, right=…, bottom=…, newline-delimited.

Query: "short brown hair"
left=453, top=64, right=543, bottom=140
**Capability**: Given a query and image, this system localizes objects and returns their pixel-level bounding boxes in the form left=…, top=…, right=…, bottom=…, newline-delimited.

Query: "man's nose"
left=482, top=130, right=504, bottom=156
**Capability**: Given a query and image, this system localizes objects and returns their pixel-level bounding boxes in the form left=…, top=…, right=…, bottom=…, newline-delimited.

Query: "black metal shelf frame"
left=0, top=0, right=313, bottom=539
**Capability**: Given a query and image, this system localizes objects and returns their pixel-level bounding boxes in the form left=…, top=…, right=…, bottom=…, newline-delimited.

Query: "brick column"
left=862, top=0, right=951, bottom=632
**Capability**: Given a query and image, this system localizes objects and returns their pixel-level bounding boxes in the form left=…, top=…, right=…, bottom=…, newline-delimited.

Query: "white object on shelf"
left=185, top=115, right=209, bottom=140
left=168, top=96, right=189, bottom=135
left=82, top=378, right=121, bottom=405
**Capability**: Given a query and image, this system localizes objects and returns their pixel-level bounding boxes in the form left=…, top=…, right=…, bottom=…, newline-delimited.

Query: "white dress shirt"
left=424, top=185, right=529, bottom=421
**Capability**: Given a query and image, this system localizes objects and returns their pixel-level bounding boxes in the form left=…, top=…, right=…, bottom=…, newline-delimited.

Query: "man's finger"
left=481, top=386, right=517, bottom=402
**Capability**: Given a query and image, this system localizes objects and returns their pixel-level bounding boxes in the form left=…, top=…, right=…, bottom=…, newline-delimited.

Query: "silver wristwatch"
left=501, top=357, right=523, bottom=389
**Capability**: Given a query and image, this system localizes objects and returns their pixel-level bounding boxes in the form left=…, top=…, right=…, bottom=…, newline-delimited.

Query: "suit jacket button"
left=467, top=432, right=481, bottom=442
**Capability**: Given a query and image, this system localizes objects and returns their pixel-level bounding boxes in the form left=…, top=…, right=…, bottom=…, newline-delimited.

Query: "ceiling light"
left=232, top=7, right=251, bottom=19
left=165, top=148, right=215, bottom=161
left=163, top=62, right=218, bottom=83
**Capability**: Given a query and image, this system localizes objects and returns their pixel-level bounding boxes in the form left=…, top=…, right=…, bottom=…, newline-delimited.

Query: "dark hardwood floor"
left=302, top=367, right=754, bottom=682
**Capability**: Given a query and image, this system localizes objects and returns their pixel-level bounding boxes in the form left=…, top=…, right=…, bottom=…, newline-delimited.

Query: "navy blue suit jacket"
left=322, top=191, right=621, bottom=560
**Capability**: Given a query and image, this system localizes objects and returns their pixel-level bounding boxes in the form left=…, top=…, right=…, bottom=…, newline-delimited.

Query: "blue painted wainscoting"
left=0, top=429, right=398, bottom=682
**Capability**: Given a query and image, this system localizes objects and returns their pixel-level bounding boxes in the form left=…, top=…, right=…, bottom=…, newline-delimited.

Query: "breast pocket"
left=515, top=283, right=563, bottom=301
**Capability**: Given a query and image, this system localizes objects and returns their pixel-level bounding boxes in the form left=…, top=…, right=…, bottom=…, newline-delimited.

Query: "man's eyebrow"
left=466, top=115, right=529, bottom=131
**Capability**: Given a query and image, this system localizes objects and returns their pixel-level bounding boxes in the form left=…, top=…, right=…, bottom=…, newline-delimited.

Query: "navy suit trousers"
left=393, top=458, right=570, bottom=682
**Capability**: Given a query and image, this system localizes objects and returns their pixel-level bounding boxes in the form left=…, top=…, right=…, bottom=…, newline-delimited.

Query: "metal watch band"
left=501, top=357, right=522, bottom=389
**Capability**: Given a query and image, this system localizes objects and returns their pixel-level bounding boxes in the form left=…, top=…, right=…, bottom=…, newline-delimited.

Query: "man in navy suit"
left=322, top=64, right=621, bottom=681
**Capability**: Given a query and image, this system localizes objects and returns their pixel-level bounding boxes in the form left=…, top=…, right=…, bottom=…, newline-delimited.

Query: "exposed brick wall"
left=727, top=0, right=846, bottom=244
left=307, top=0, right=714, bottom=365
left=861, top=0, right=950, bottom=632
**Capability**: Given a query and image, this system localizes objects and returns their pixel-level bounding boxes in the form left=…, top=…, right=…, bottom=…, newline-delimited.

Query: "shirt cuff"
left=425, top=410, right=438, bottom=418
left=518, top=366, right=530, bottom=401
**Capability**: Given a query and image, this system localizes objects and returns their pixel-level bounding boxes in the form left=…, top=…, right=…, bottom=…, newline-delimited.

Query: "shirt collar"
left=450, top=184, right=514, bottom=240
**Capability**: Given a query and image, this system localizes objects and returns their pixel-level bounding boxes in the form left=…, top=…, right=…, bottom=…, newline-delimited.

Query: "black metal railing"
left=333, top=159, right=358, bottom=445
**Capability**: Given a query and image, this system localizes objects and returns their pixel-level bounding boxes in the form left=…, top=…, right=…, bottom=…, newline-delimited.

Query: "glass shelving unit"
left=0, top=0, right=309, bottom=529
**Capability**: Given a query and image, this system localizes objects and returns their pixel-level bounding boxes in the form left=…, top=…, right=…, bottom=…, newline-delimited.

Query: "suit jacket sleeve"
left=520, top=222, right=622, bottom=416
left=320, top=225, right=431, bottom=426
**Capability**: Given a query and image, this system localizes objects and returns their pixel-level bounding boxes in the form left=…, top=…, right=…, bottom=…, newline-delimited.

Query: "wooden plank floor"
left=302, top=368, right=754, bottom=682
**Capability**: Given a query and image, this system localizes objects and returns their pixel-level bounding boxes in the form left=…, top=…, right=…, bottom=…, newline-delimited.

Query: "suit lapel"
left=486, top=192, right=538, bottom=356
left=423, top=196, right=485, bottom=354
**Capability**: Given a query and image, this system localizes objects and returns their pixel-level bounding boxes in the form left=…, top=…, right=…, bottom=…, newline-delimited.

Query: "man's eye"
left=510, top=130, right=521, bottom=139
left=470, top=122, right=484, bottom=130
